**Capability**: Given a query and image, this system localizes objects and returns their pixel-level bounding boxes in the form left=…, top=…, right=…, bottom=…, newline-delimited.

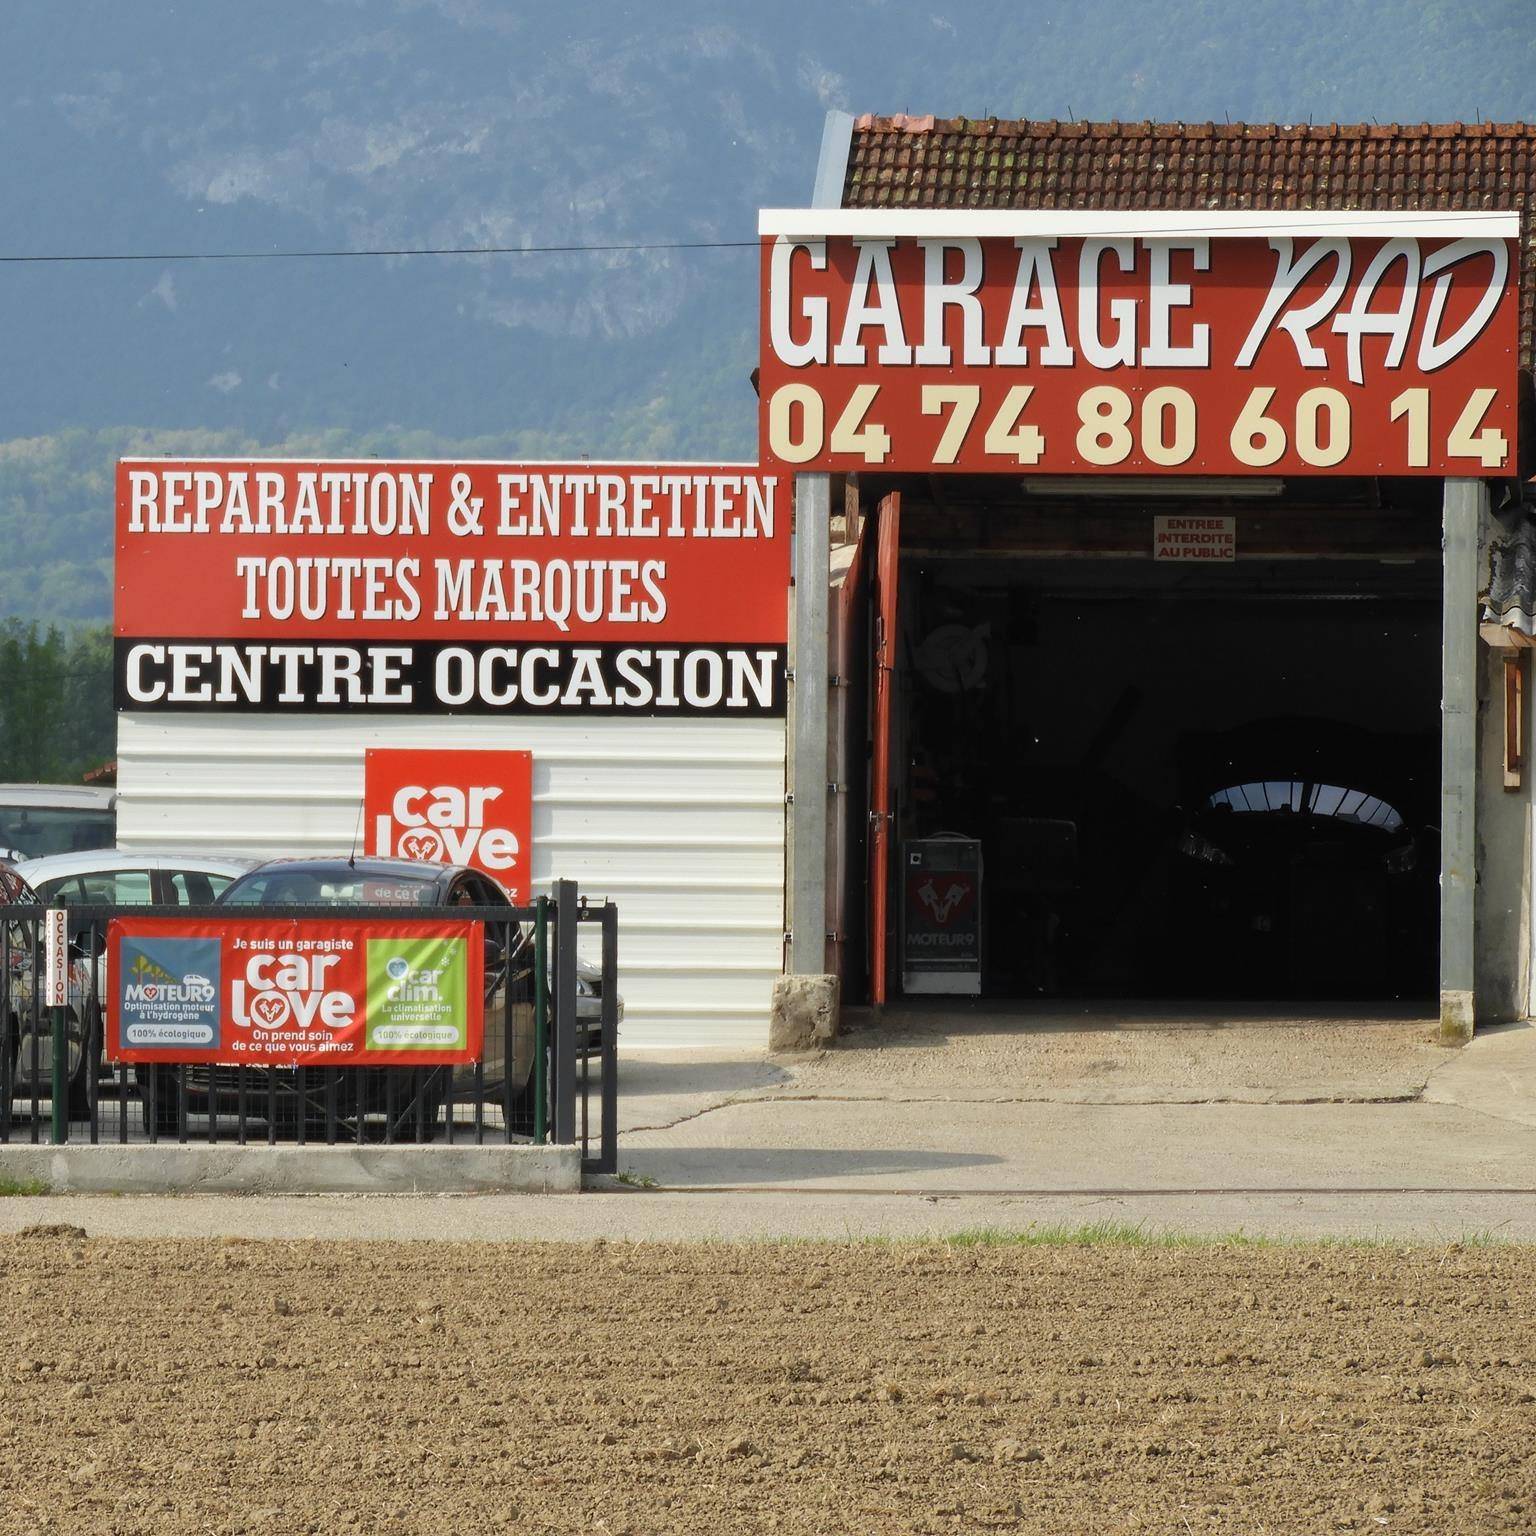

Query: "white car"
left=2, top=849, right=254, bottom=1117
left=0, top=784, right=116, bottom=863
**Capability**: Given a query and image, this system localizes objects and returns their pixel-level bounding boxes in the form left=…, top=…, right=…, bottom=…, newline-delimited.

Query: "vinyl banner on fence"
left=107, top=916, right=484, bottom=1067
left=757, top=214, right=1519, bottom=475
left=114, top=460, right=788, bottom=717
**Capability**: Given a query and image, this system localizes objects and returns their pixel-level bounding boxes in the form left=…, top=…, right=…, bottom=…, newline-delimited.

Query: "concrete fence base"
left=0, top=1142, right=581, bottom=1196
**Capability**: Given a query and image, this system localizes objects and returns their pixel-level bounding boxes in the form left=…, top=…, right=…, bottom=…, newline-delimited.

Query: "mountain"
left=1, top=0, right=1531, bottom=625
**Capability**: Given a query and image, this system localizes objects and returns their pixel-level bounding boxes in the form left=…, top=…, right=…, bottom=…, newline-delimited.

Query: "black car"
left=135, top=857, right=534, bottom=1139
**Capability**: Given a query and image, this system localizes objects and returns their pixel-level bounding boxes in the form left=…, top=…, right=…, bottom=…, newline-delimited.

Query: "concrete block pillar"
left=788, top=472, right=831, bottom=976
left=1441, top=477, right=1486, bottom=1044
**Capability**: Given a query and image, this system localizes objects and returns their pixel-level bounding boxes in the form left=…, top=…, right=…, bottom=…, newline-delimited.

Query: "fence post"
left=532, top=894, right=549, bottom=1144
left=553, top=879, right=578, bottom=1145
left=50, top=1004, right=66, bottom=1145
left=597, top=902, right=619, bottom=1175
left=46, top=911, right=67, bottom=1145
left=0, top=916, right=11, bottom=1143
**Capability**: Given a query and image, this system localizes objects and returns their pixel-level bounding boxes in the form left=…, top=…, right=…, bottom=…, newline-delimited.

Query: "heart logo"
left=251, top=993, right=288, bottom=1027
left=397, top=829, right=444, bottom=861
left=142, top=985, right=158, bottom=1000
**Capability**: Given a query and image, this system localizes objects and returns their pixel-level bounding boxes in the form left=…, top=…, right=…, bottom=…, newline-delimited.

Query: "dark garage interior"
left=863, top=479, right=1445, bottom=1004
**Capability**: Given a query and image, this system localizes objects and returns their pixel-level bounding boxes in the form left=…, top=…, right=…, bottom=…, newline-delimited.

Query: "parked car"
left=0, top=785, right=116, bottom=863
left=218, top=856, right=617, bottom=1047
left=11, top=848, right=252, bottom=915
left=132, top=856, right=533, bottom=1139
left=1, top=850, right=254, bottom=1118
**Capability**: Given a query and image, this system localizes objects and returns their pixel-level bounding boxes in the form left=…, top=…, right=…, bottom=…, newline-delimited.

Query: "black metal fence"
left=0, top=878, right=616, bottom=1175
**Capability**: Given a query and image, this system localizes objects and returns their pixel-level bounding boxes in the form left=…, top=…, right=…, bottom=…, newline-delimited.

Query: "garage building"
left=778, top=116, right=1536, bottom=1041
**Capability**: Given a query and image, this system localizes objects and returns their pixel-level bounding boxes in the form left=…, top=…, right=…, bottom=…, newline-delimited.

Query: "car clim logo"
left=364, top=749, right=533, bottom=899
left=231, top=953, right=355, bottom=1031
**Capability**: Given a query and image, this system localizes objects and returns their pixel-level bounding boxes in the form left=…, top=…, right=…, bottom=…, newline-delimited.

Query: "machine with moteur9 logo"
left=901, top=835, right=983, bottom=996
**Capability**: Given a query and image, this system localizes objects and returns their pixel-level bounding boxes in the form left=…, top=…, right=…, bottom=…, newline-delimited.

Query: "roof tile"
left=842, top=116, right=1536, bottom=365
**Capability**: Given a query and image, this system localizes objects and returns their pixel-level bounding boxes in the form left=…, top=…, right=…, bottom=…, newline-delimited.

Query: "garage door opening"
left=850, top=483, right=1444, bottom=1006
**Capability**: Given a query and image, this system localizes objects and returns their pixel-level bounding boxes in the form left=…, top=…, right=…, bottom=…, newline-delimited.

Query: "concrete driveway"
left=601, top=1006, right=1536, bottom=1239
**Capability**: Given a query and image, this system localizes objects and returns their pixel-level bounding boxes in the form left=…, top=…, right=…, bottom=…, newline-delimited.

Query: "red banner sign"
left=114, top=461, right=788, bottom=716
left=108, top=917, right=484, bottom=1066
left=364, top=749, right=533, bottom=899
left=759, top=223, right=1518, bottom=476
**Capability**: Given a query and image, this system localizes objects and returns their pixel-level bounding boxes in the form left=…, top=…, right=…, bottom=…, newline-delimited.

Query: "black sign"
left=115, top=639, right=787, bottom=717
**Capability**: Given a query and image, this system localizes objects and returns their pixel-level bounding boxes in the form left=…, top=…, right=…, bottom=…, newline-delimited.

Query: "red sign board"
left=759, top=224, right=1518, bottom=476
left=364, top=749, right=533, bottom=900
left=108, top=916, right=484, bottom=1067
left=114, top=461, right=788, bottom=716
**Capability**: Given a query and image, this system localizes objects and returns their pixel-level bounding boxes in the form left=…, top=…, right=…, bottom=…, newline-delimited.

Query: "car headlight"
left=1177, top=829, right=1235, bottom=867
left=575, top=975, right=596, bottom=998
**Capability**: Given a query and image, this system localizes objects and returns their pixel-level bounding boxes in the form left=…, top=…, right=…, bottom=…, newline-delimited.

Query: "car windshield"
left=0, top=808, right=115, bottom=860
left=1205, top=781, right=1404, bottom=831
left=222, top=869, right=441, bottom=906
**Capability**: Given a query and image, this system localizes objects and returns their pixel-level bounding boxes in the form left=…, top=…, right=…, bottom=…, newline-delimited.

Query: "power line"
left=0, top=238, right=761, bottom=266
left=5, top=207, right=1509, bottom=265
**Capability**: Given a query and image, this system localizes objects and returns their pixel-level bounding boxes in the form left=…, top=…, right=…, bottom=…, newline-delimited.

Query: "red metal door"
left=869, top=492, right=901, bottom=1005
left=828, top=510, right=872, bottom=987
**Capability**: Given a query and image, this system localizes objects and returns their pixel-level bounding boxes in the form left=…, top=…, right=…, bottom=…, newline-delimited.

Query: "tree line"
left=0, top=622, right=114, bottom=784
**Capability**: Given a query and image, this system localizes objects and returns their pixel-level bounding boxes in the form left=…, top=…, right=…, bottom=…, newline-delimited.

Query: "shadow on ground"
left=626, top=1146, right=1005, bottom=1187
left=838, top=998, right=1440, bottom=1046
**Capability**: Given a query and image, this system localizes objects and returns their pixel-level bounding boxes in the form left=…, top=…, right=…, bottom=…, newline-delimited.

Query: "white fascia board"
left=117, top=457, right=768, bottom=468
left=758, top=208, right=1521, bottom=240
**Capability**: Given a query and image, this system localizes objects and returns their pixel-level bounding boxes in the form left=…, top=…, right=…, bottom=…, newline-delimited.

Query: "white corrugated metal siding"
left=116, top=714, right=786, bottom=1049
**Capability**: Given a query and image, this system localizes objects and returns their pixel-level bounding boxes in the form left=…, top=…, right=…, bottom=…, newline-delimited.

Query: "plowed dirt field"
left=0, top=1230, right=1532, bottom=1534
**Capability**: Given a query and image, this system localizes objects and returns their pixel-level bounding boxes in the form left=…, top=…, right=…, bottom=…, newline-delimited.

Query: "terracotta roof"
left=843, top=116, right=1536, bottom=368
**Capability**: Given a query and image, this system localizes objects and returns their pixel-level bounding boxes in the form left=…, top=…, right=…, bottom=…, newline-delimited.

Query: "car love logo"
left=372, top=783, right=520, bottom=871
left=230, top=951, right=356, bottom=1032
left=364, top=749, right=532, bottom=899
left=396, top=827, right=445, bottom=861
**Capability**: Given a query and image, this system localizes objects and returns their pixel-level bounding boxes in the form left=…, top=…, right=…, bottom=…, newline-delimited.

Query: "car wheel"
left=65, top=1064, right=92, bottom=1124
left=403, top=1069, right=448, bottom=1143
left=502, top=1056, right=540, bottom=1135
left=70, top=1003, right=105, bottom=1123
left=138, top=1067, right=182, bottom=1140
left=5, top=1016, right=92, bottom=1122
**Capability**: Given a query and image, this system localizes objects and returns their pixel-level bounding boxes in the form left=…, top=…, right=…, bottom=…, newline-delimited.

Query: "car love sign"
left=108, top=916, right=484, bottom=1067
left=363, top=748, right=533, bottom=900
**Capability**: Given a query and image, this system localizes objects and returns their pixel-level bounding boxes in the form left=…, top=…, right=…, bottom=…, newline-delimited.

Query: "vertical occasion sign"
left=43, top=908, right=69, bottom=1008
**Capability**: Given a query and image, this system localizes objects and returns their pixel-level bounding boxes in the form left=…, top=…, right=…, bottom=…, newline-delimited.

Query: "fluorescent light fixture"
left=1019, top=476, right=1284, bottom=499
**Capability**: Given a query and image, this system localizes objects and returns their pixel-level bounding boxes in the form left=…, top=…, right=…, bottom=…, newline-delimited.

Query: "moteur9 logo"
left=231, top=952, right=356, bottom=1031
left=363, top=748, right=533, bottom=900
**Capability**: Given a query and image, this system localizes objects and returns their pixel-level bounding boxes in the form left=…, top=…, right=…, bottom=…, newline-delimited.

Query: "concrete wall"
left=117, top=713, right=786, bottom=1048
